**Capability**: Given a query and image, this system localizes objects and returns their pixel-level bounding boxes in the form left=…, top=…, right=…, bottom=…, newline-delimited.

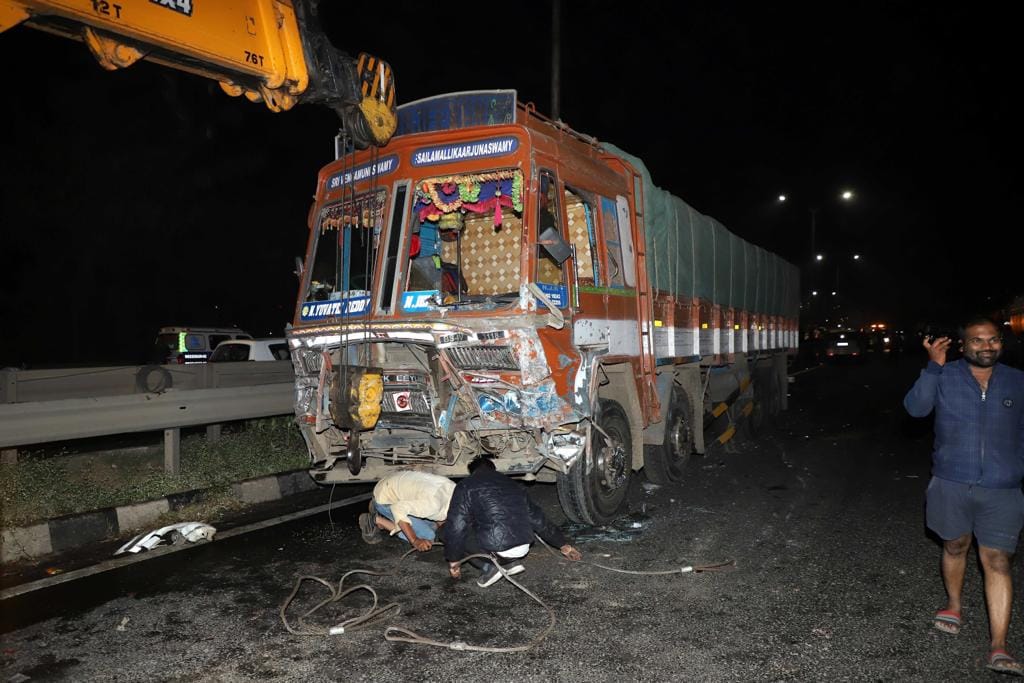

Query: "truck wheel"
left=135, top=365, right=172, bottom=393
left=557, top=400, right=632, bottom=525
left=644, top=387, right=693, bottom=484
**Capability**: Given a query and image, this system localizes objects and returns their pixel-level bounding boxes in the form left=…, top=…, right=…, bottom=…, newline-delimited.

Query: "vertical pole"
left=455, top=229, right=462, bottom=304
left=809, top=208, right=818, bottom=264
left=164, top=428, right=181, bottom=476
left=809, top=208, right=818, bottom=325
left=551, top=0, right=561, bottom=120
left=206, top=424, right=222, bottom=443
left=204, top=361, right=216, bottom=390
left=2, top=368, right=17, bottom=404
left=1, top=449, right=17, bottom=465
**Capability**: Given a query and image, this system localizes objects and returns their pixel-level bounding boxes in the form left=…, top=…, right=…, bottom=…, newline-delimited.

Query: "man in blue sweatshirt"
left=904, top=316, right=1024, bottom=676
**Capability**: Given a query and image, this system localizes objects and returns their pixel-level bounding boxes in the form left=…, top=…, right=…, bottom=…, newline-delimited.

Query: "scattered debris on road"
left=114, top=522, right=217, bottom=555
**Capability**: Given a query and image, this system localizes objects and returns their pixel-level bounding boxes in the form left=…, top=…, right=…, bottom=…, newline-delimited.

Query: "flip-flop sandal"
left=933, top=609, right=961, bottom=635
left=987, top=649, right=1024, bottom=676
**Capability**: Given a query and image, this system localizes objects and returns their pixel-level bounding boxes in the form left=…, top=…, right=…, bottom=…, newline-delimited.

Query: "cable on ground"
left=281, top=536, right=734, bottom=652
left=536, top=534, right=736, bottom=576
left=279, top=543, right=554, bottom=651
left=280, top=568, right=400, bottom=636
left=383, top=547, right=556, bottom=653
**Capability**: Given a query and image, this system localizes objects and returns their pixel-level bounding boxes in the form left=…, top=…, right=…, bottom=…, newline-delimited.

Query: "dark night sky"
left=0, top=2, right=1017, bottom=366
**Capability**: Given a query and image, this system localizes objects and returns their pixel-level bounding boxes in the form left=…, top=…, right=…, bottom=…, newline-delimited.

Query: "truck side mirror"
left=293, top=256, right=304, bottom=279
left=538, top=226, right=572, bottom=265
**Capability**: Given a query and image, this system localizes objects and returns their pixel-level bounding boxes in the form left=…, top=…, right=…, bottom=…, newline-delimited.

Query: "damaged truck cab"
left=287, top=91, right=799, bottom=525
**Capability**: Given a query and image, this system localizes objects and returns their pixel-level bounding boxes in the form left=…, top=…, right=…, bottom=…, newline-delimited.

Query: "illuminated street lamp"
left=776, top=188, right=855, bottom=265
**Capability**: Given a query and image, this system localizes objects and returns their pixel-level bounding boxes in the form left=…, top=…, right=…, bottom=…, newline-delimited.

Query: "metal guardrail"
left=0, top=362, right=296, bottom=471
left=0, top=361, right=293, bottom=404
left=0, top=384, right=293, bottom=448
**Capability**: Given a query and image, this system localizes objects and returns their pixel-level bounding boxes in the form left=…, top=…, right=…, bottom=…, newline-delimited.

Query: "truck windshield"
left=405, top=169, right=523, bottom=304
left=306, top=190, right=387, bottom=303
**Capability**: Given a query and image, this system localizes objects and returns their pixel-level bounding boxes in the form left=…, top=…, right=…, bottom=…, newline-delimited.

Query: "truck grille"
left=382, top=390, right=431, bottom=414
left=446, top=345, right=518, bottom=371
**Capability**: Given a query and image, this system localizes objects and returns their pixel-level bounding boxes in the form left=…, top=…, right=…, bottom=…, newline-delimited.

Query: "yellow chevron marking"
left=717, top=425, right=736, bottom=444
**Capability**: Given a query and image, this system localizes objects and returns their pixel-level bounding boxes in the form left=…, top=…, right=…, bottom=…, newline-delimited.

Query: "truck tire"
left=135, top=365, right=172, bottom=394
left=643, top=387, right=694, bottom=484
left=557, top=399, right=632, bottom=525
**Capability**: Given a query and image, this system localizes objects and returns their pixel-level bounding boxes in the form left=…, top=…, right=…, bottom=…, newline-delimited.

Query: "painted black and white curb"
left=1, top=470, right=318, bottom=564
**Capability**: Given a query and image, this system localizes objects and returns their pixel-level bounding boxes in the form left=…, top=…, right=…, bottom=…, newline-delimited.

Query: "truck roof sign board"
left=326, top=155, right=399, bottom=191
left=396, top=90, right=517, bottom=136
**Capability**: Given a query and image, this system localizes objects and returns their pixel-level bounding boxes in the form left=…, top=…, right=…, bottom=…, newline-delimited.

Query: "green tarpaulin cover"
left=604, top=143, right=799, bottom=318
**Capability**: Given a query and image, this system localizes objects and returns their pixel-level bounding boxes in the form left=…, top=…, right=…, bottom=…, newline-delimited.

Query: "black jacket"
left=443, top=468, right=568, bottom=562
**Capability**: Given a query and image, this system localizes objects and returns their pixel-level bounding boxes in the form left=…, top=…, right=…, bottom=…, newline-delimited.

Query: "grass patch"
left=146, top=490, right=247, bottom=529
left=0, top=417, right=308, bottom=529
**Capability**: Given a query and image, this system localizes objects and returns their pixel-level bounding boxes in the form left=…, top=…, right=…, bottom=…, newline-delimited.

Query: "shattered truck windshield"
left=305, top=189, right=386, bottom=314
left=404, top=169, right=524, bottom=305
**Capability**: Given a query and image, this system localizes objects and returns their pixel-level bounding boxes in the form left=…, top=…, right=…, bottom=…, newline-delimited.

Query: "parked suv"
left=209, top=338, right=289, bottom=362
left=153, top=326, right=252, bottom=365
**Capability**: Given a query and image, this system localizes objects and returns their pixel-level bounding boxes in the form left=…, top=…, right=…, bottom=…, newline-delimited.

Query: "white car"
left=154, top=326, right=252, bottom=364
left=209, top=338, right=289, bottom=362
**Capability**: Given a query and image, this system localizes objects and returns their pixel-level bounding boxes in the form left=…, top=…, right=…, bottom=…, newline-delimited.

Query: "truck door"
left=535, top=170, right=571, bottom=310
left=571, top=189, right=642, bottom=357
left=562, top=183, right=604, bottom=344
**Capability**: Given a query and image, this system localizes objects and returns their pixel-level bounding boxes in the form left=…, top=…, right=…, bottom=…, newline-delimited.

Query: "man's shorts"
left=374, top=502, right=437, bottom=543
left=926, top=476, right=1024, bottom=553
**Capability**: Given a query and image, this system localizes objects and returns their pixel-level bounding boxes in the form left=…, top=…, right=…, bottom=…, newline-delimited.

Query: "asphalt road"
left=2, top=350, right=1021, bottom=682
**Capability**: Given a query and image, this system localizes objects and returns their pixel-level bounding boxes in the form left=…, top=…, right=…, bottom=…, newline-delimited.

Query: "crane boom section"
left=1, top=0, right=397, bottom=145
left=4, top=1, right=308, bottom=107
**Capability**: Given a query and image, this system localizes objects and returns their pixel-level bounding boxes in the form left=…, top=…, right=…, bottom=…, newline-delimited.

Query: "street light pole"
left=550, top=0, right=561, bottom=120
left=809, top=208, right=818, bottom=262
left=777, top=190, right=857, bottom=330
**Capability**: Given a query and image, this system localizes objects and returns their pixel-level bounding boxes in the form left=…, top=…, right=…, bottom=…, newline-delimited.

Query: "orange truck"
left=289, top=90, right=800, bottom=525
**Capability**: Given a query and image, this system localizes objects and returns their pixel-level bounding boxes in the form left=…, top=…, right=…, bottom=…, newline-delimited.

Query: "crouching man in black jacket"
left=444, top=454, right=582, bottom=588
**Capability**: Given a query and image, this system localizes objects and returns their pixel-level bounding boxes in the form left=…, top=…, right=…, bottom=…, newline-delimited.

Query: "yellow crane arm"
left=1, top=0, right=396, bottom=147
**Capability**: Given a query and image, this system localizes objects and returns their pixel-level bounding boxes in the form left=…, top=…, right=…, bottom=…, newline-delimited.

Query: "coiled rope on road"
left=382, top=549, right=556, bottom=653
left=279, top=569, right=400, bottom=636
left=280, top=539, right=734, bottom=652
left=280, top=545, right=552, bottom=652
